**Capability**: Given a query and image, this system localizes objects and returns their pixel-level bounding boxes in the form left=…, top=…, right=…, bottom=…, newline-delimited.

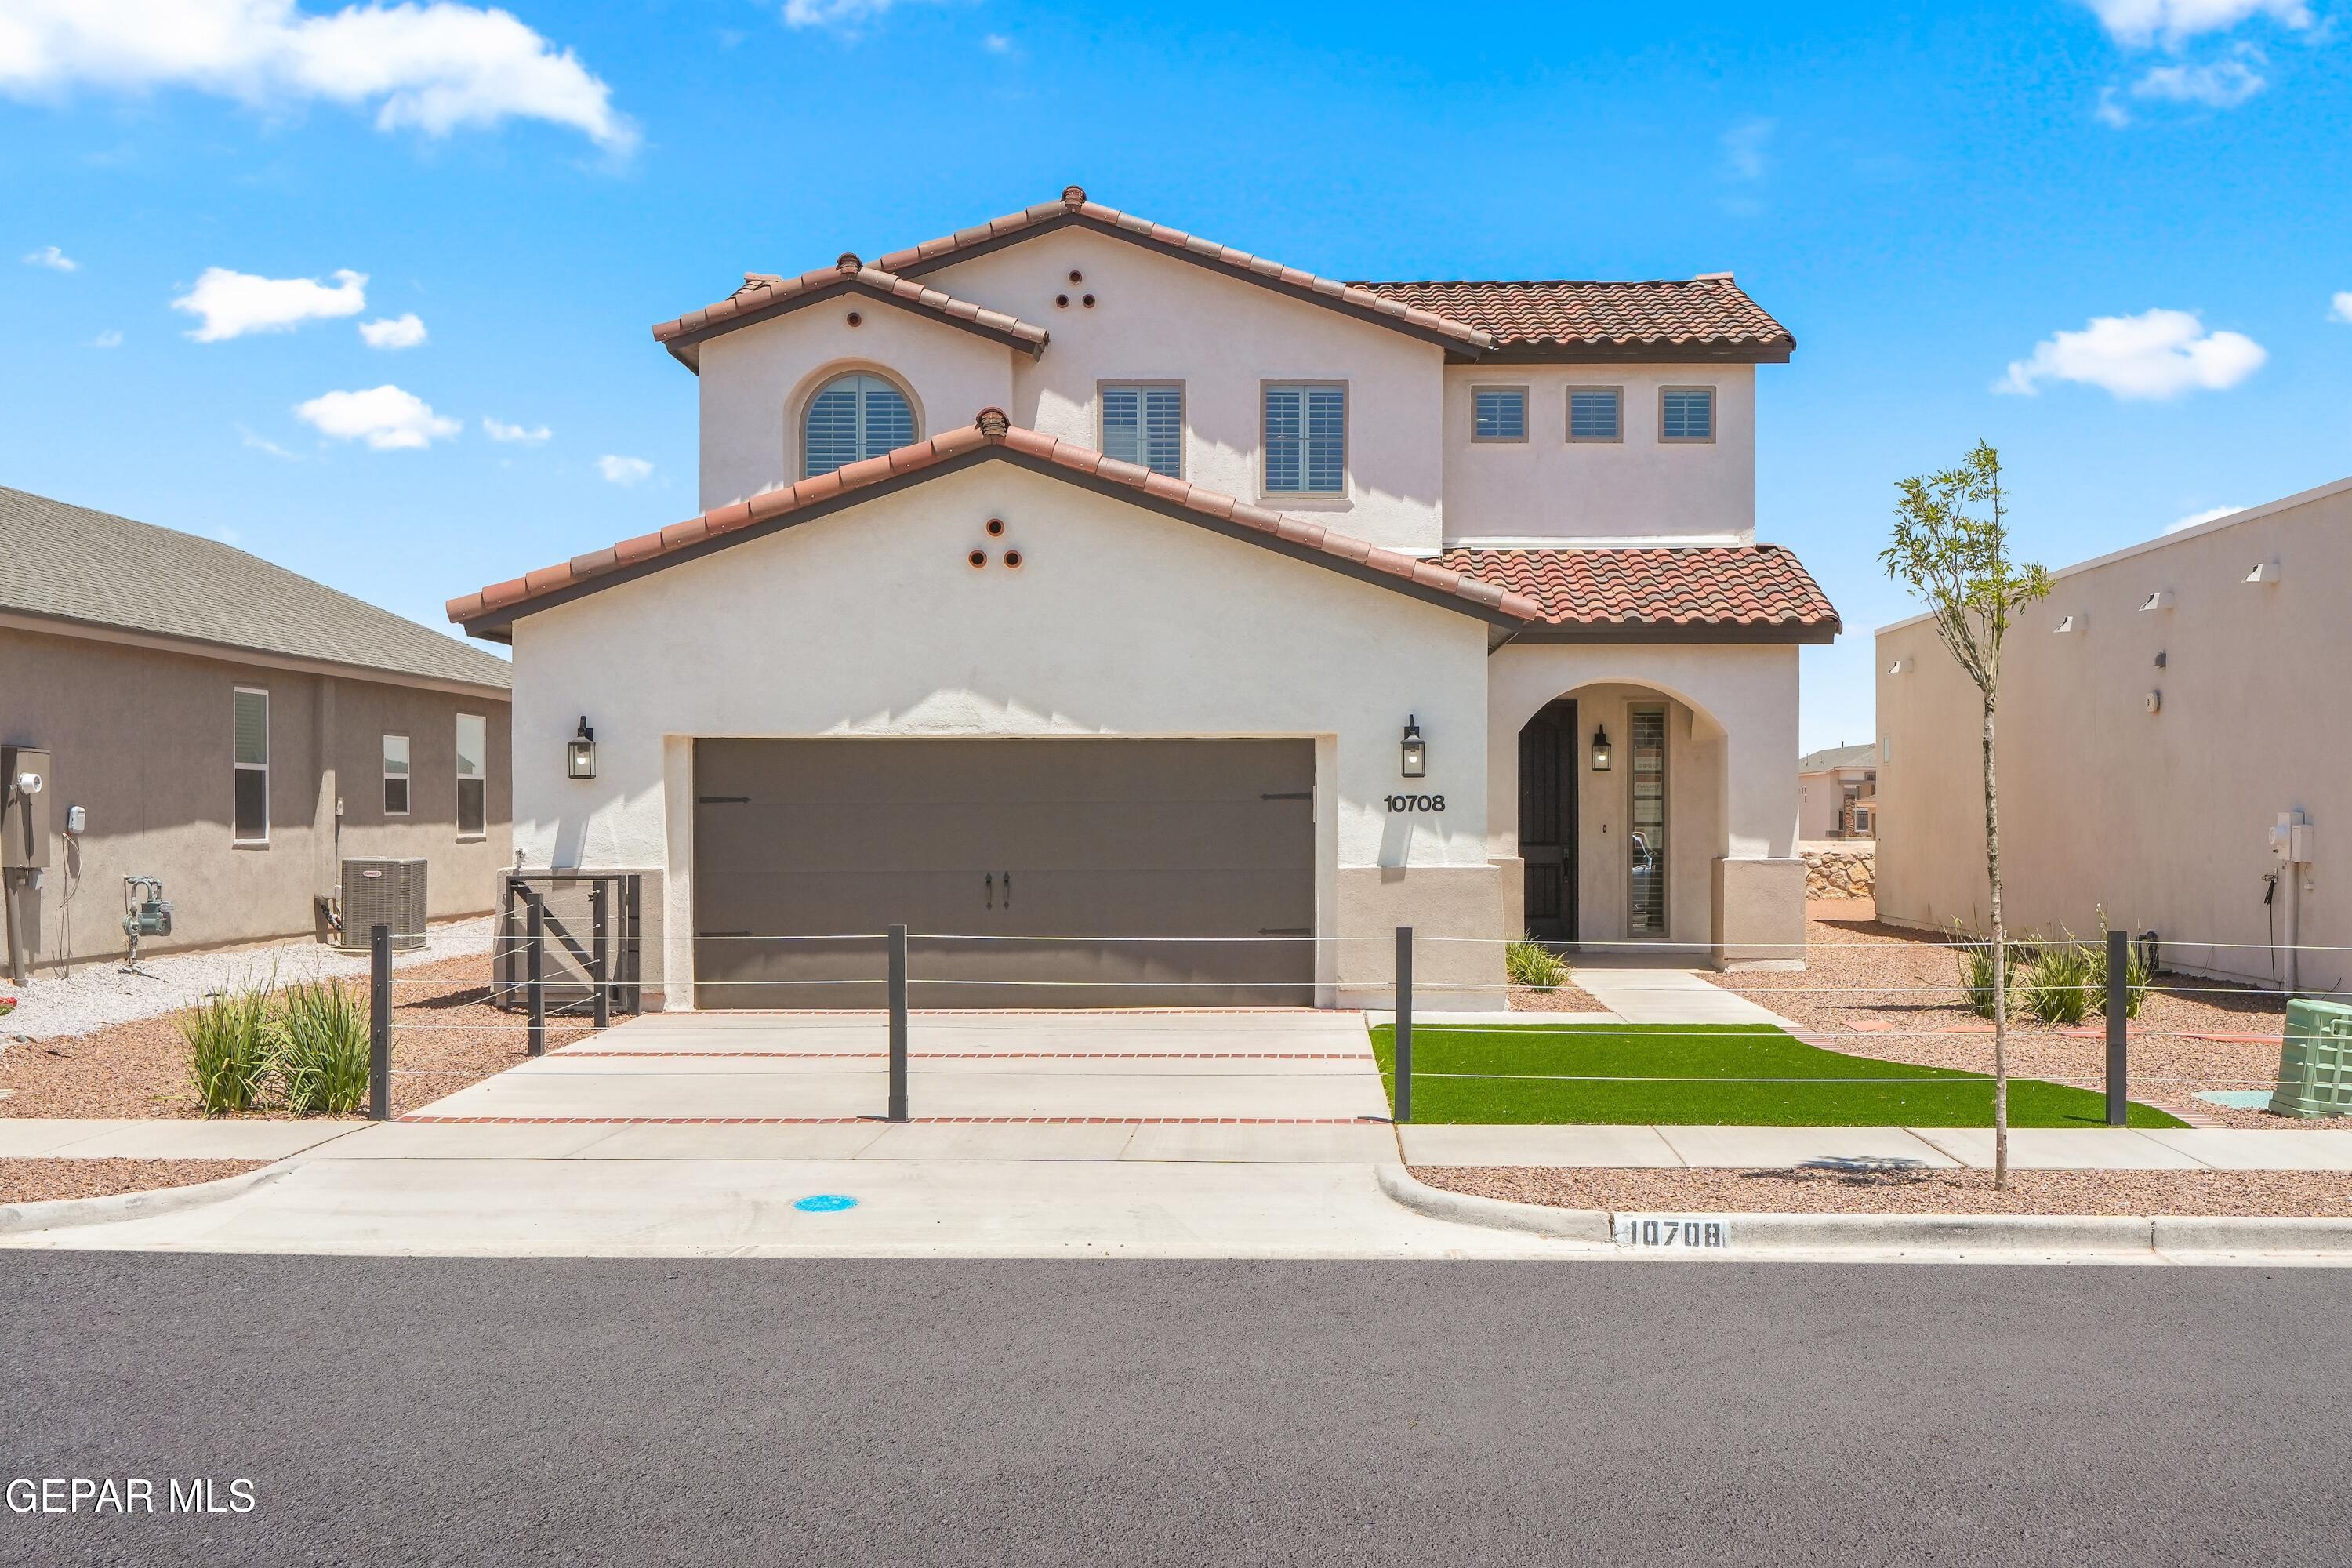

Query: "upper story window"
left=1660, top=387, right=1715, bottom=443
left=802, top=372, right=916, bottom=478
left=1263, top=383, right=1345, bottom=495
left=455, top=713, right=488, bottom=840
left=1472, top=387, right=1527, bottom=443
left=383, top=733, right=411, bottom=816
left=233, top=688, right=268, bottom=844
left=1100, top=383, right=1183, bottom=477
left=1568, top=387, right=1623, bottom=442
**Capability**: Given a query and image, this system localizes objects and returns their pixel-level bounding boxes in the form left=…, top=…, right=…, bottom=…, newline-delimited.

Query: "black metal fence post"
left=526, top=891, right=546, bottom=1058
left=2105, top=926, right=2129, bottom=1126
left=887, top=923, right=909, bottom=1123
left=590, top=877, right=612, bottom=1031
left=368, top=923, right=392, bottom=1121
left=1394, top=924, right=1413, bottom=1124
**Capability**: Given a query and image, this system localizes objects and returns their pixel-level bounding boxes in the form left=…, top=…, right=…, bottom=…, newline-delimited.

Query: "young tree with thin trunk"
left=1882, top=442, right=2048, bottom=1188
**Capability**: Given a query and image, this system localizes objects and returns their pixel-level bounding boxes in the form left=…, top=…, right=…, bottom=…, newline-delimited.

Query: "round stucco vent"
left=968, top=550, right=988, bottom=569
left=985, top=517, right=1005, bottom=537
left=845, top=310, right=862, bottom=327
left=1055, top=293, right=1069, bottom=309
left=1068, top=270, right=1083, bottom=283
left=1082, top=293, right=1096, bottom=308
left=1003, top=550, right=1024, bottom=570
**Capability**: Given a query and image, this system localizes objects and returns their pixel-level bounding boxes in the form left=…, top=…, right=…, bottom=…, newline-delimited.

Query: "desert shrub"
left=274, top=979, right=371, bottom=1116
left=2084, top=912, right=2152, bottom=1021
left=183, top=985, right=277, bottom=1115
left=2020, top=938, right=2096, bottom=1025
left=1506, top=938, right=1569, bottom=991
left=1952, top=927, right=2011, bottom=1020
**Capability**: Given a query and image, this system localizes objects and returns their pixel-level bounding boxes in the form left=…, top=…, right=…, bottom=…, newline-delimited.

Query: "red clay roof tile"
left=651, top=263, right=1050, bottom=370
left=1358, top=278, right=1793, bottom=360
left=1441, top=545, right=1838, bottom=635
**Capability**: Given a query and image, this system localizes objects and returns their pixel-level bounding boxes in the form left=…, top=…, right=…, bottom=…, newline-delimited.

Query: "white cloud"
left=781, top=0, right=947, bottom=31
left=2167, top=503, right=2244, bottom=532
left=173, top=265, right=365, bottom=340
left=2328, top=291, right=2352, bottom=324
left=1995, top=308, right=2266, bottom=400
left=595, top=453, right=652, bottom=485
left=93, top=328, right=123, bottom=347
left=482, top=416, right=550, bottom=443
left=2083, top=0, right=2311, bottom=49
left=2132, top=53, right=2266, bottom=107
left=23, top=243, right=78, bottom=270
left=238, top=423, right=299, bottom=459
left=2095, top=86, right=2134, bottom=125
left=0, top=0, right=634, bottom=151
left=358, top=311, right=426, bottom=348
left=982, top=32, right=1011, bottom=53
left=293, top=383, right=458, bottom=449
left=1721, top=116, right=1773, bottom=180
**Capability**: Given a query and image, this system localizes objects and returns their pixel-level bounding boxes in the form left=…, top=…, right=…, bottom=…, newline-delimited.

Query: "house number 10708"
left=1384, top=793, right=1445, bottom=812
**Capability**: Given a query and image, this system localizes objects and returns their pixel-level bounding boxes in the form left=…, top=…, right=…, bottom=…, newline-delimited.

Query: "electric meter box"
left=1, top=746, right=52, bottom=870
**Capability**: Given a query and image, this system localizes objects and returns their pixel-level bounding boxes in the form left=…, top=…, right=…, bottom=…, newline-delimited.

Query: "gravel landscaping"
left=0, top=953, right=593, bottom=1120
left=1415, top=1163, right=2352, bottom=1218
left=0, top=1158, right=264, bottom=1206
left=1706, top=910, right=2343, bottom=1130
left=1507, top=979, right=1607, bottom=1013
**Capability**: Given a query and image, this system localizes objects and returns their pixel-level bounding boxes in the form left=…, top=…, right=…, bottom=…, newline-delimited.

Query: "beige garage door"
left=692, top=738, right=1316, bottom=1008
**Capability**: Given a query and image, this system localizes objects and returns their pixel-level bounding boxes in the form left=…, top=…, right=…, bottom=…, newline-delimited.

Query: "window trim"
left=382, top=732, right=411, bottom=818
left=1468, top=383, right=1530, bottom=445
left=454, top=712, right=488, bottom=843
left=1566, top=384, right=1626, bottom=445
left=1657, top=385, right=1717, bottom=445
left=1258, top=379, right=1350, bottom=502
left=1094, top=379, right=1186, bottom=478
left=796, top=367, right=923, bottom=480
left=232, top=686, right=269, bottom=847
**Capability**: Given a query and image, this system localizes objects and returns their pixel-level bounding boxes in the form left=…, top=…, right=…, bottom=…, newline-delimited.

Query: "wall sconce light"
left=1591, top=724, right=1613, bottom=772
left=1400, top=717, right=1427, bottom=779
left=566, top=716, right=597, bottom=780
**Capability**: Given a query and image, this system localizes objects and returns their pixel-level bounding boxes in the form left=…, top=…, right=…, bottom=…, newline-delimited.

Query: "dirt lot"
left=0, top=1158, right=264, bottom=1205
left=1417, top=1163, right=2352, bottom=1217
left=0, top=955, right=593, bottom=1120
left=1706, top=909, right=2342, bottom=1130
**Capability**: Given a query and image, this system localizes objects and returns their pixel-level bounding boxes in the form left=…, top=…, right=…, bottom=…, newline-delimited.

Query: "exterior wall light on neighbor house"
left=2053, top=613, right=2085, bottom=634
left=1400, top=717, right=1427, bottom=779
left=2140, top=590, right=2174, bottom=612
left=2245, top=559, right=2281, bottom=584
left=1887, top=656, right=1912, bottom=674
left=566, top=717, right=597, bottom=779
left=1590, top=724, right=1613, bottom=772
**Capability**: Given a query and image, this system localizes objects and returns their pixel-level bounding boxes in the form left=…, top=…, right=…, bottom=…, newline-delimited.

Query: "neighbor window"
left=383, top=733, right=411, bottom=816
left=1472, top=387, right=1527, bottom=443
left=455, top=713, right=487, bottom=839
left=801, top=372, right=916, bottom=477
left=1569, top=387, right=1623, bottom=442
left=1660, top=387, right=1715, bottom=443
left=1263, top=383, right=1345, bottom=495
left=1100, top=383, right=1183, bottom=477
left=233, top=688, right=268, bottom=844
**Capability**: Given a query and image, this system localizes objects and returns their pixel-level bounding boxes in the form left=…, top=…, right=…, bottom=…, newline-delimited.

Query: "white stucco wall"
left=1440, top=365, right=1756, bottom=544
left=929, top=230, right=1450, bottom=552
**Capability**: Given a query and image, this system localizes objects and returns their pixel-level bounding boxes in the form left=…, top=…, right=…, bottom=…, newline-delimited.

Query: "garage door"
left=692, top=739, right=1316, bottom=1008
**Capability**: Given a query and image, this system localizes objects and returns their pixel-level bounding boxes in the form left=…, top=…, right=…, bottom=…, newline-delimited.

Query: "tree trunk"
left=1982, top=690, right=2009, bottom=1189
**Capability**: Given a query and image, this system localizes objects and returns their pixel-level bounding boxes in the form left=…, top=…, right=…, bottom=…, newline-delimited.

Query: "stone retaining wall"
left=1801, top=841, right=1876, bottom=900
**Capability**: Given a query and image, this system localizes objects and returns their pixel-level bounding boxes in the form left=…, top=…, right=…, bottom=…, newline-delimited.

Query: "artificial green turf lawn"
left=1368, top=1023, right=2187, bottom=1128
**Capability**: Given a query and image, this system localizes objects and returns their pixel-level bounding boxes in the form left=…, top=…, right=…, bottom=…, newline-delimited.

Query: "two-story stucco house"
left=448, top=188, right=1838, bottom=1010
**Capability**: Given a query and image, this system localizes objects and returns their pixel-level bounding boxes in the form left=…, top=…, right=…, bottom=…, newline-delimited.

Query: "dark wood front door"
left=1518, top=699, right=1578, bottom=942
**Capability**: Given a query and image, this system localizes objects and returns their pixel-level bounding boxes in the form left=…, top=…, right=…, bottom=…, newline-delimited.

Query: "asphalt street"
left=2, top=1254, right=2345, bottom=1566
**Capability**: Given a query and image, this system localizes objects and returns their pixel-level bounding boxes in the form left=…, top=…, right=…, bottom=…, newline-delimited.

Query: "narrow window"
left=1628, top=706, right=1668, bottom=936
left=1660, top=387, right=1715, bottom=442
left=233, top=688, right=269, bottom=844
left=455, top=713, right=487, bottom=839
left=383, top=733, right=411, bottom=816
left=801, top=372, right=916, bottom=477
left=1263, top=383, right=1345, bottom=495
left=1569, top=387, right=1623, bottom=442
left=1472, top=387, right=1527, bottom=443
left=1100, top=383, right=1184, bottom=477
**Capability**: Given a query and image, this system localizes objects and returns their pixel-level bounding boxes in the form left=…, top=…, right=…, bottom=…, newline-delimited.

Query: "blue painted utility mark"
left=793, top=1194, right=859, bottom=1213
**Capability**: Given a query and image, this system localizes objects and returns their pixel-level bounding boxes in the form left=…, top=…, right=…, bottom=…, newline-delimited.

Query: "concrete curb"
left=1376, top=1166, right=1613, bottom=1243
left=2151, top=1215, right=2352, bottom=1254
left=0, top=1164, right=290, bottom=1236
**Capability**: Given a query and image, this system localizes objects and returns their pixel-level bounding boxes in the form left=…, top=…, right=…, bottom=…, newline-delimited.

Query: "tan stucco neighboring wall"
left=1875, top=476, right=2351, bottom=985
left=2, top=625, right=511, bottom=970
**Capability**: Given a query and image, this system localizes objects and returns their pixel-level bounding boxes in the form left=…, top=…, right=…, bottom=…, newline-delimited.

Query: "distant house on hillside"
left=1798, top=742, right=1877, bottom=840
left=1, top=486, right=513, bottom=978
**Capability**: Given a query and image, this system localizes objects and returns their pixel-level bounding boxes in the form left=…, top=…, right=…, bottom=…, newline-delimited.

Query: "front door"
left=1517, top=699, right=1578, bottom=942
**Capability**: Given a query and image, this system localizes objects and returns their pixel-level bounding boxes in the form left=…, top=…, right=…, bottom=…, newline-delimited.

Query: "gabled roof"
left=1440, top=544, right=1839, bottom=643
left=448, top=409, right=1543, bottom=641
left=1356, top=278, right=1795, bottom=363
left=872, top=186, right=1498, bottom=357
left=652, top=256, right=1051, bottom=372
left=1799, top=742, right=1877, bottom=772
left=1, top=485, right=512, bottom=691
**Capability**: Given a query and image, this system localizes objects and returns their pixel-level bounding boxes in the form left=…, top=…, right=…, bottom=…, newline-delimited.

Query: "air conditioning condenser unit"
left=339, top=858, right=429, bottom=952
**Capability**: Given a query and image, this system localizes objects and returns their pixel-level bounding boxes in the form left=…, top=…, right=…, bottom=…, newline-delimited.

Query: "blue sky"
left=4, top=0, right=2347, bottom=750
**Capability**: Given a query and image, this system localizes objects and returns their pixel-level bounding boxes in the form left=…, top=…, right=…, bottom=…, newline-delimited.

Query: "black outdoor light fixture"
left=1591, top=724, right=1613, bottom=771
left=1400, top=716, right=1428, bottom=779
left=566, top=717, right=597, bottom=780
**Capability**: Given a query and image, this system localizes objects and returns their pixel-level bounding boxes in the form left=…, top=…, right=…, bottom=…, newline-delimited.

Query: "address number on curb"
left=1613, top=1215, right=1731, bottom=1249
left=1383, top=793, right=1446, bottom=813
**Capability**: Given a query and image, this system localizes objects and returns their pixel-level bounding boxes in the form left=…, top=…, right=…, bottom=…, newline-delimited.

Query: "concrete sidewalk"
left=0, top=1119, right=362, bottom=1160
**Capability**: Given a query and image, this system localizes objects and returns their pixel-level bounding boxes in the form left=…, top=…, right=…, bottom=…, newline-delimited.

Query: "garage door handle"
left=1002, top=871, right=1011, bottom=909
left=984, top=871, right=993, bottom=909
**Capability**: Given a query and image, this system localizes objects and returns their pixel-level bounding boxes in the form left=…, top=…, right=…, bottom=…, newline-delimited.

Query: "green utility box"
left=2268, top=999, right=2352, bottom=1119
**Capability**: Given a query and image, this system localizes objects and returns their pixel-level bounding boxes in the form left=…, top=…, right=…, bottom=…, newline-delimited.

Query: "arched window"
left=802, top=372, right=916, bottom=477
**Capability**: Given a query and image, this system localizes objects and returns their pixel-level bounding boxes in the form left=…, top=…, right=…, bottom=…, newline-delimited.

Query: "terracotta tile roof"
left=1441, top=545, right=1838, bottom=641
left=1359, top=278, right=1794, bottom=361
left=873, top=187, right=1498, bottom=356
left=652, top=255, right=1050, bottom=370
left=448, top=410, right=1543, bottom=637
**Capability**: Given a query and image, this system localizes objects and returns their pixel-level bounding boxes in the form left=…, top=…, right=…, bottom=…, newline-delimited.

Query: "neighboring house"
left=1, top=487, right=514, bottom=976
left=1876, top=475, right=2347, bottom=989
left=1798, top=742, right=1878, bottom=840
left=448, top=187, right=1837, bottom=1010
